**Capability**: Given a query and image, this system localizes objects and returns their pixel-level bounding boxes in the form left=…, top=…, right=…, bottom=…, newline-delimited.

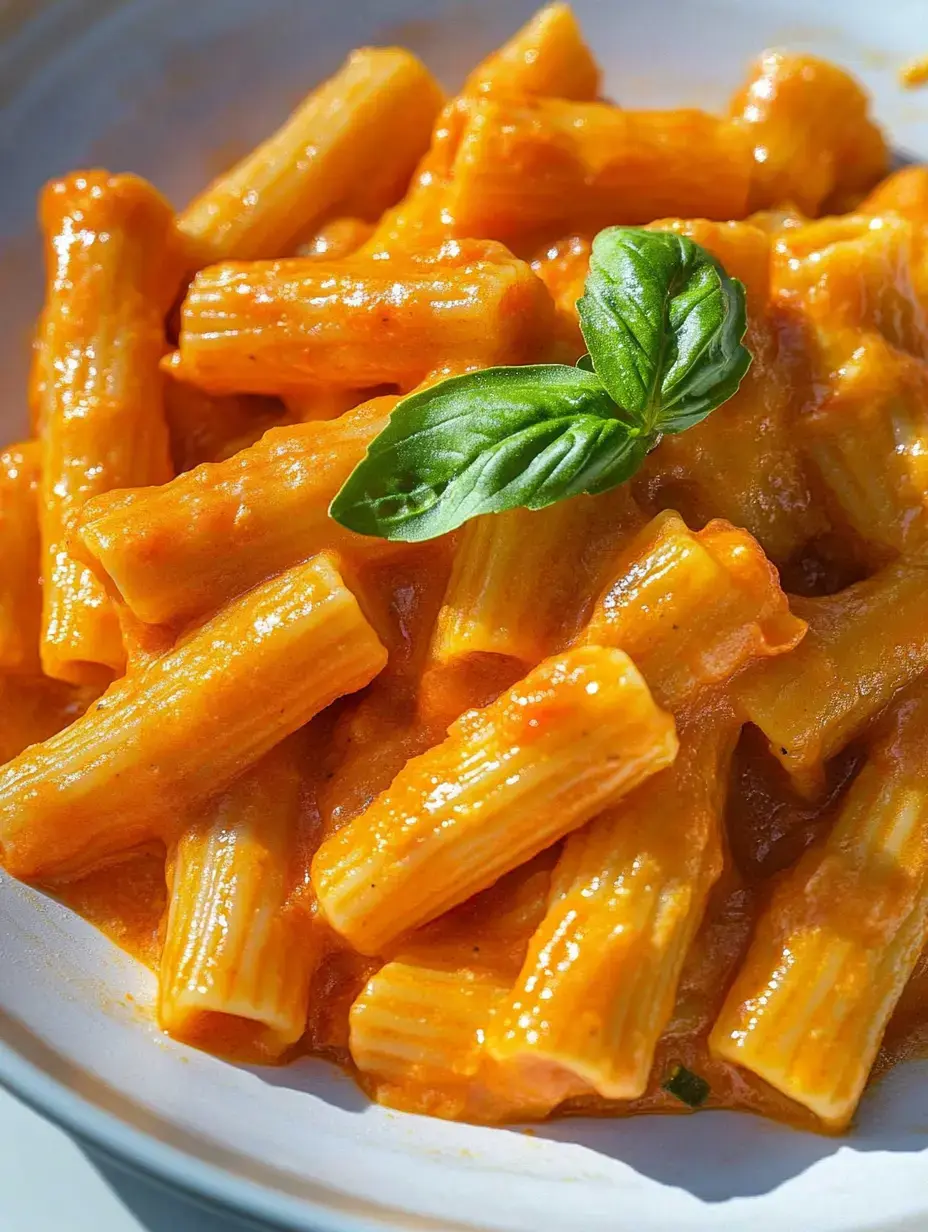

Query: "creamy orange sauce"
left=5, top=13, right=928, bottom=1138
left=28, top=543, right=927, bottom=1131
left=49, top=847, right=167, bottom=968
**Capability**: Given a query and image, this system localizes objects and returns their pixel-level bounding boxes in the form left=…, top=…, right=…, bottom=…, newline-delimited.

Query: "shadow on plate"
left=246, top=1051, right=928, bottom=1206
left=521, top=1056, right=928, bottom=1203
left=242, top=1055, right=370, bottom=1114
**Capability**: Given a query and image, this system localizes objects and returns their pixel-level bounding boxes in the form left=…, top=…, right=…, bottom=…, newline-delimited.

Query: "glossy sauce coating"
left=33, top=545, right=926, bottom=1131
left=6, top=14, right=928, bottom=1134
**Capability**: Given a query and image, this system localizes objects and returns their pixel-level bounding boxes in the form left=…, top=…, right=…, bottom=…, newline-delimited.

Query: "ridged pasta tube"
left=160, top=739, right=315, bottom=1056
left=487, top=708, right=738, bottom=1098
left=34, top=172, right=183, bottom=683
left=711, top=689, right=928, bottom=1128
left=0, top=441, right=42, bottom=673
left=736, top=556, right=928, bottom=794
left=0, top=554, right=386, bottom=879
left=313, top=646, right=678, bottom=955
left=581, top=511, right=805, bottom=708
left=173, top=240, right=557, bottom=395
left=77, top=397, right=401, bottom=626
left=177, top=48, right=443, bottom=263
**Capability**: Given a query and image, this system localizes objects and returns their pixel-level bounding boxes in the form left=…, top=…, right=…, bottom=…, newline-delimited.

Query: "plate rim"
left=0, top=1032, right=427, bottom=1232
left=3, top=3, right=928, bottom=1230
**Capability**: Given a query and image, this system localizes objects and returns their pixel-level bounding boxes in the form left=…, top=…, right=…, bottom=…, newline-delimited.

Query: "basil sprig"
left=330, top=226, right=751, bottom=542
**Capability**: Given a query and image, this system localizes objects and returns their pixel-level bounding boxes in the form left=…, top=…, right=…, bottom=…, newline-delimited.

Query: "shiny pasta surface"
left=3, top=0, right=928, bottom=1136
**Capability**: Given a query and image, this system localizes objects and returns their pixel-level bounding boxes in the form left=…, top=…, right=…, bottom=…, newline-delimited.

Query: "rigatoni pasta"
left=0, top=554, right=385, bottom=879
left=736, top=557, right=928, bottom=794
left=35, top=171, right=183, bottom=685
left=729, top=51, right=887, bottom=214
left=160, top=738, right=316, bottom=1058
left=363, top=2, right=600, bottom=260
left=429, top=486, right=641, bottom=671
left=711, top=689, right=928, bottom=1128
left=489, top=705, right=739, bottom=1098
left=76, top=397, right=406, bottom=626
left=462, top=2, right=600, bottom=101
left=771, top=213, right=928, bottom=364
left=348, top=861, right=593, bottom=1117
left=177, top=48, right=443, bottom=263
left=172, top=240, right=557, bottom=395
left=798, top=334, right=928, bottom=563
left=5, top=3, right=928, bottom=1139
left=0, top=441, right=42, bottom=674
left=580, top=512, right=805, bottom=707
left=312, top=646, right=677, bottom=955
left=350, top=958, right=588, bottom=1119
left=449, top=100, right=754, bottom=242
left=352, top=962, right=505, bottom=1076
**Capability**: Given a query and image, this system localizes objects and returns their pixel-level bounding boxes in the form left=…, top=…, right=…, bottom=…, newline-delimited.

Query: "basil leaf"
left=576, top=353, right=595, bottom=372
left=577, top=226, right=751, bottom=435
left=329, top=366, right=648, bottom=542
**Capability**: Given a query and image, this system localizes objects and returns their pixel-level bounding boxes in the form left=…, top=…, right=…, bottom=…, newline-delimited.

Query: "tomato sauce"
left=28, top=540, right=925, bottom=1133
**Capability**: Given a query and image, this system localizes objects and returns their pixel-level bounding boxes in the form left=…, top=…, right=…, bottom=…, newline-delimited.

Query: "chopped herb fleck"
left=662, top=1064, right=710, bottom=1107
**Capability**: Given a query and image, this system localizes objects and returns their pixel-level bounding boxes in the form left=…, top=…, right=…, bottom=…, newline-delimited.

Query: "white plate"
left=2, top=2, right=928, bottom=1229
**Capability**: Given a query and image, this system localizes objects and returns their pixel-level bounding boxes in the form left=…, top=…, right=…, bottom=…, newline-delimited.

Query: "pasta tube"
left=531, top=234, right=591, bottom=355
left=771, top=214, right=928, bottom=363
left=312, top=645, right=678, bottom=955
left=364, top=4, right=600, bottom=261
left=799, top=334, right=928, bottom=562
left=348, top=951, right=587, bottom=1121
left=0, top=441, right=41, bottom=673
left=711, top=689, right=928, bottom=1128
left=450, top=99, right=753, bottom=242
left=729, top=51, right=887, bottom=214
left=860, top=166, right=928, bottom=226
left=347, top=855, right=582, bottom=1118
left=488, top=707, right=738, bottom=1098
left=429, top=486, right=642, bottom=670
left=581, top=512, right=805, bottom=708
left=77, top=397, right=402, bottom=626
left=0, top=554, right=386, bottom=880
left=350, top=964, right=509, bottom=1105
left=35, top=172, right=183, bottom=684
left=177, top=48, right=443, bottom=263
left=736, top=556, right=928, bottom=793
left=360, top=100, right=467, bottom=258
left=463, top=3, right=600, bottom=101
left=159, top=739, right=316, bottom=1057
left=173, top=240, right=556, bottom=395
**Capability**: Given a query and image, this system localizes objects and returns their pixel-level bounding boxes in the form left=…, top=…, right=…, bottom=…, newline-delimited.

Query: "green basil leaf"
left=329, top=366, right=648, bottom=542
left=577, top=226, right=752, bottom=435
left=576, top=353, right=595, bottom=372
